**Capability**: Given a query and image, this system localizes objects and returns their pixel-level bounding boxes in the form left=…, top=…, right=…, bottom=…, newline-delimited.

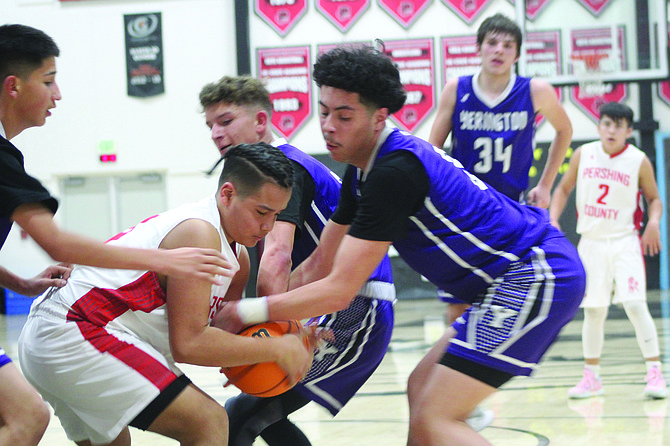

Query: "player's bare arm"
left=0, top=263, right=71, bottom=296
left=428, top=78, right=459, bottom=149
left=549, top=146, right=581, bottom=230
left=159, top=218, right=311, bottom=383
left=269, top=235, right=391, bottom=320
left=529, top=78, right=573, bottom=208
left=638, top=156, right=663, bottom=256
left=288, top=219, right=349, bottom=290
left=257, top=220, right=296, bottom=295
left=225, top=246, right=250, bottom=301
left=11, top=202, right=234, bottom=284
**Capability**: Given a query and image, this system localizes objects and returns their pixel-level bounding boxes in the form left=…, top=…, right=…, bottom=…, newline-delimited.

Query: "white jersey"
left=28, top=195, right=240, bottom=360
left=575, top=141, right=644, bottom=239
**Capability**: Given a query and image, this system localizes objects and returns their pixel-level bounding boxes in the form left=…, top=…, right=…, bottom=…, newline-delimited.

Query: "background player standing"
left=549, top=102, right=666, bottom=399
left=200, top=75, right=395, bottom=446
left=427, top=16, right=573, bottom=427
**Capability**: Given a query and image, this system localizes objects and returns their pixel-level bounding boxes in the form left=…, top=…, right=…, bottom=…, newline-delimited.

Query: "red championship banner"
left=441, top=35, right=480, bottom=83
left=440, top=0, right=493, bottom=24
left=657, top=28, right=670, bottom=107
left=317, top=41, right=371, bottom=58
left=576, top=0, right=614, bottom=16
left=316, top=0, right=370, bottom=32
left=377, top=0, right=433, bottom=28
left=525, top=30, right=563, bottom=127
left=507, top=0, right=554, bottom=20
left=383, top=39, right=435, bottom=132
left=569, top=26, right=627, bottom=122
left=256, top=46, right=312, bottom=140
left=254, top=0, right=307, bottom=36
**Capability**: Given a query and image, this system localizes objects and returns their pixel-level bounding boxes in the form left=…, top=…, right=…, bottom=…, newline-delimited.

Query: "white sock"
left=646, top=361, right=662, bottom=372
left=585, top=364, right=600, bottom=378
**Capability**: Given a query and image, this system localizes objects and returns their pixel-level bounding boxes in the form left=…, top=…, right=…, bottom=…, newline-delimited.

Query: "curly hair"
left=0, top=24, right=60, bottom=83
left=219, top=143, right=293, bottom=195
left=476, top=13, right=523, bottom=58
left=313, top=46, right=406, bottom=114
left=199, top=75, right=272, bottom=114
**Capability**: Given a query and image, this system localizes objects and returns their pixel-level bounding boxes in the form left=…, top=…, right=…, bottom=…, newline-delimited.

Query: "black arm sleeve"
left=335, top=151, right=429, bottom=242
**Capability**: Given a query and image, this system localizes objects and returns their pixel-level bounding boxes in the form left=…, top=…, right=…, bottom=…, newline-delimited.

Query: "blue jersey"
left=371, top=129, right=549, bottom=299
left=451, top=74, right=536, bottom=202
left=276, top=141, right=393, bottom=285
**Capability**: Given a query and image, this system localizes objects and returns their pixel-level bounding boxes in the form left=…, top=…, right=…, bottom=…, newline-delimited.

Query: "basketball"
left=222, top=320, right=305, bottom=397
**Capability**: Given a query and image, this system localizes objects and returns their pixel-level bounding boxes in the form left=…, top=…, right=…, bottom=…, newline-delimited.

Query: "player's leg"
left=407, top=328, right=454, bottom=414
left=569, top=237, right=611, bottom=398
left=614, top=234, right=666, bottom=397
left=144, top=383, right=228, bottom=444
left=225, top=390, right=310, bottom=446
left=436, top=294, right=493, bottom=432
left=408, top=362, right=497, bottom=446
left=623, top=299, right=667, bottom=397
left=75, top=429, right=130, bottom=446
left=0, top=361, right=50, bottom=446
left=258, top=392, right=311, bottom=446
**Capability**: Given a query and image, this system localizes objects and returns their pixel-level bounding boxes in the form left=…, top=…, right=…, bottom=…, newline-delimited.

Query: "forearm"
left=0, top=266, right=24, bottom=293
left=270, top=275, right=359, bottom=321
left=538, top=132, right=571, bottom=190
left=549, top=189, right=569, bottom=224
left=43, top=230, right=171, bottom=272
left=257, top=251, right=292, bottom=295
left=288, top=248, right=331, bottom=290
left=647, top=198, right=663, bottom=225
left=172, top=326, right=282, bottom=368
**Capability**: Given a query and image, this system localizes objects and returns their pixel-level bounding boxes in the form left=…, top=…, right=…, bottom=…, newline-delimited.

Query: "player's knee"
left=8, top=398, right=50, bottom=446
left=178, top=400, right=228, bottom=444
left=199, top=402, right=228, bottom=442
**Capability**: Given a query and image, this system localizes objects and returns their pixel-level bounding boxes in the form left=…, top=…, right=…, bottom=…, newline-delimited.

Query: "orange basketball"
left=222, top=320, right=304, bottom=397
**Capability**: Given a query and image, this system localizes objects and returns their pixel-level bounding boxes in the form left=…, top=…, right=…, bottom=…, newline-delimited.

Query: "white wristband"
left=237, top=297, right=269, bottom=325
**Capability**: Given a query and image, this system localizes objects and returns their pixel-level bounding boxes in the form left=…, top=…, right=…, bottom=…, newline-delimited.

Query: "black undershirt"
left=331, top=150, right=429, bottom=242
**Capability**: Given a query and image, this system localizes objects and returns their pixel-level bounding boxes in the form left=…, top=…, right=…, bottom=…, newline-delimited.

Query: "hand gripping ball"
left=222, top=320, right=305, bottom=397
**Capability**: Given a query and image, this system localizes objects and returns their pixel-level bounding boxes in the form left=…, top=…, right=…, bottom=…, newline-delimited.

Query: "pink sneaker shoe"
left=568, top=368, right=604, bottom=399
left=644, top=367, right=668, bottom=399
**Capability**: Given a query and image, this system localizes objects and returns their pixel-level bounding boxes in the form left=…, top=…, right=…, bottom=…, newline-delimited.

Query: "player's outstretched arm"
left=11, top=202, right=234, bottom=284
left=639, top=156, right=663, bottom=256
left=528, top=78, right=573, bottom=208
left=214, top=235, right=391, bottom=335
left=548, top=147, right=581, bottom=230
left=288, top=219, right=349, bottom=290
left=0, top=263, right=71, bottom=296
left=257, top=220, right=296, bottom=295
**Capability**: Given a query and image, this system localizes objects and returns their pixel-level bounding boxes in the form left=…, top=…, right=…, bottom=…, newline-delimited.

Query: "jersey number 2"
left=473, top=137, right=512, bottom=174
left=597, top=184, right=609, bottom=205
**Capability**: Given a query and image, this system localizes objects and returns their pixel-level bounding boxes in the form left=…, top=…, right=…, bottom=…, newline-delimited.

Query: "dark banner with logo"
left=124, top=12, right=164, bottom=98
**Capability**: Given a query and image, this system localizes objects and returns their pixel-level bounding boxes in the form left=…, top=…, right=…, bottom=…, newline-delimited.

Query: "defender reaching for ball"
left=18, top=144, right=314, bottom=446
left=217, top=46, right=586, bottom=446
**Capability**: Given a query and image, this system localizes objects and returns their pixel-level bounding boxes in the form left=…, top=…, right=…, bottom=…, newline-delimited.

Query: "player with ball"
left=18, top=143, right=314, bottom=446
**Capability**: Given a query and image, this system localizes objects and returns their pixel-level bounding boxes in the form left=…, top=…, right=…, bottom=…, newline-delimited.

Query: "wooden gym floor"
left=2, top=290, right=668, bottom=445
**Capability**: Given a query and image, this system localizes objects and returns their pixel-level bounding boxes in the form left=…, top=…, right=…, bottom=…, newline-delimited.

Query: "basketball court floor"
left=1, top=290, right=668, bottom=445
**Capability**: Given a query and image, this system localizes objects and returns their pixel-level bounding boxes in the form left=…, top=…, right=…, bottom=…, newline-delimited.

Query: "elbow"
left=329, top=287, right=358, bottom=312
left=170, top=342, right=192, bottom=363
left=43, top=242, right=69, bottom=263
left=170, top=336, right=198, bottom=363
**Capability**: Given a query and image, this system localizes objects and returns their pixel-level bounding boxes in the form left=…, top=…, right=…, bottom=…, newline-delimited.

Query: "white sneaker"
left=465, top=406, right=494, bottom=432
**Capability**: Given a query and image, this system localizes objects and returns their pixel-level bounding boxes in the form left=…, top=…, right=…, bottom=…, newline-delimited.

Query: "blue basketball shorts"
left=446, top=232, right=585, bottom=377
